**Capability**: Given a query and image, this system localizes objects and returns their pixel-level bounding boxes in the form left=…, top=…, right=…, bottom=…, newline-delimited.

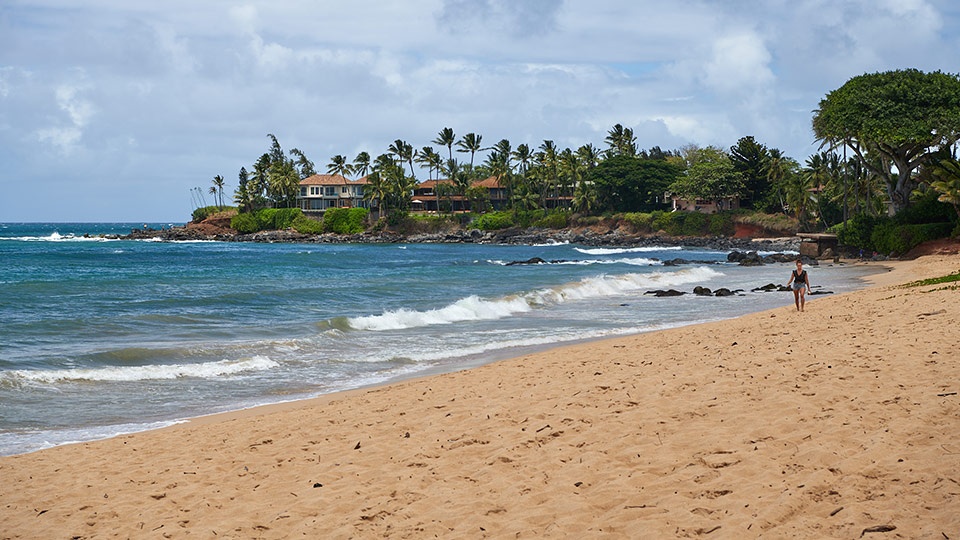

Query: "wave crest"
left=348, top=266, right=722, bottom=332
left=4, top=356, right=278, bottom=383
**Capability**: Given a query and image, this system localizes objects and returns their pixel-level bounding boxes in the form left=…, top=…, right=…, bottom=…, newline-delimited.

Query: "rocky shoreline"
left=120, top=224, right=803, bottom=254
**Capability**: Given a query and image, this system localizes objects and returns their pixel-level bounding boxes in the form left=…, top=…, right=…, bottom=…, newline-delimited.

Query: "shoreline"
left=1, top=258, right=876, bottom=458
left=2, top=255, right=957, bottom=537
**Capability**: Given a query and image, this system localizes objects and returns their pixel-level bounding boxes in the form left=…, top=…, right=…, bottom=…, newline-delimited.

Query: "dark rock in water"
left=663, top=258, right=719, bottom=266
left=809, top=290, right=833, bottom=295
left=713, top=288, right=738, bottom=297
left=506, top=257, right=548, bottom=265
left=644, top=289, right=685, bottom=297
left=693, top=286, right=713, bottom=296
left=752, top=283, right=791, bottom=292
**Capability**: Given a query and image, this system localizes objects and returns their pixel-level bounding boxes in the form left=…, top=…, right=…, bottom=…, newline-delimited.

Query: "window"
left=299, top=187, right=307, bottom=196
left=325, top=187, right=336, bottom=196
left=310, top=186, right=320, bottom=195
left=341, top=186, right=348, bottom=194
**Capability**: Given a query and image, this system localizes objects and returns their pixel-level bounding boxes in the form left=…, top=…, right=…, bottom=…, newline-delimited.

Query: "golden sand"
left=2, top=254, right=958, bottom=539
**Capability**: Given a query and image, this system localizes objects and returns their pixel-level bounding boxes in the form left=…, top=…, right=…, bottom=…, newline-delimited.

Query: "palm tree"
left=931, top=158, right=960, bottom=220
left=327, top=155, right=354, bottom=179
left=415, top=147, right=439, bottom=180
left=210, top=175, right=226, bottom=209
left=512, top=144, right=533, bottom=177
left=353, top=151, right=371, bottom=178
left=389, top=139, right=417, bottom=179
left=604, top=124, right=637, bottom=157
left=433, top=127, right=456, bottom=162
left=289, top=148, right=316, bottom=178
left=456, top=132, right=484, bottom=170
left=537, top=140, right=559, bottom=208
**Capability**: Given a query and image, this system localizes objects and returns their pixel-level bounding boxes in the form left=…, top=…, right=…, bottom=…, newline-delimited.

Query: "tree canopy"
left=812, top=69, right=960, bottom=214
left=668, top=146, right=746, bottom=202
left=589, top=155, right=680, bottom=212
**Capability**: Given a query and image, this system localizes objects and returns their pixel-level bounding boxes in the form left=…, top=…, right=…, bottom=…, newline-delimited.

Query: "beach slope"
left=2, top=255, right=958, bottom=539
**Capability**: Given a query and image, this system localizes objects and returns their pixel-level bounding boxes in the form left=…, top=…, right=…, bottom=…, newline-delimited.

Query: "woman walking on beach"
left=787, top=259, right=811, bottom=311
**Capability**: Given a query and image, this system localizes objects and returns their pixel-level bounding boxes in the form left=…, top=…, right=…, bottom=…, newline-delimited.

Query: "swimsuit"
left=791, top=269, right=807, bottom=291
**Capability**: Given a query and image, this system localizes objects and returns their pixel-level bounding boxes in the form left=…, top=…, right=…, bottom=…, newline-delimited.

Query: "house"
left=297, top=174, right=371, bottom=213
left=669, top=195, right=740, bottom=214
left=411, top=176, right=512, bottom=213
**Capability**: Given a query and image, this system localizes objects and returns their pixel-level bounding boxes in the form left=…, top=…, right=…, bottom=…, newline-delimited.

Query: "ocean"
left=0, top=222, right=876, bottom=456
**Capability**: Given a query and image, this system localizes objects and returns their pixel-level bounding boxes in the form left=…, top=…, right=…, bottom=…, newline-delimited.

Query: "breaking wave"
left=348, top=266, right=722, bottom=331
left=3, top=356, right=278, bottom=384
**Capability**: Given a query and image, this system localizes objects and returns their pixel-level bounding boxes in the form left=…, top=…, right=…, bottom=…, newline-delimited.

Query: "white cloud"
left=34, top=80, right=95, bottom=154
left=1, top=0, right=959, bottom=221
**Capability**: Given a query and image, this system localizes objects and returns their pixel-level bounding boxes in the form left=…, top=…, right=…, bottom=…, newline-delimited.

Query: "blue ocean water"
left=0, top=223, right=875, bottom=456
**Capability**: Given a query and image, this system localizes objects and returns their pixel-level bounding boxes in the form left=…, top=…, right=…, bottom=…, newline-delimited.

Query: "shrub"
left=708, top=213, right=734, bottom=236
left=323, top=207, right=368, bottom=234
left=871, top=221, right=955, bottom=255
left=292, top=214, right=323, bottom=234
left=680, top=212, right=708, bottom=236
left=533, top=211, right=570, bottom=229
left=230, top=212, right=260, bottom=234
left=473, top=211, right=515, bottom=230
left=621, top=212, right=653, bottom=234
left=834, top=213, right=881, bottom=251
left=191, top=205, right=223, bottom=222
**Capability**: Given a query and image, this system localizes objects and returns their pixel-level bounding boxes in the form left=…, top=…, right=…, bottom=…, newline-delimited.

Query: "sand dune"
left=2, top=254, right=958, bottom=539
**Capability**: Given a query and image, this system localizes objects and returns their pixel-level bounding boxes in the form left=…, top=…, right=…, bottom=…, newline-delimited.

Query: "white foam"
left=349, top=266, right=723, bottom=331
left=7, top=232, right=115, bottom=242
left=575, top=246, right=683, bottom=255
left=5, top=356, right=278, bottom=383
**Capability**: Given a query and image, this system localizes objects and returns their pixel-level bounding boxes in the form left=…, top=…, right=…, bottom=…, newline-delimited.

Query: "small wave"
left=7, top=232, right=115, bottom=242
left=348, top=266, right=722, bottom=331
left=3, top=356, right=278, bottom=383
left=531, top=240, right=569, bottom=247
left=574, top=246, right=682, bottom=255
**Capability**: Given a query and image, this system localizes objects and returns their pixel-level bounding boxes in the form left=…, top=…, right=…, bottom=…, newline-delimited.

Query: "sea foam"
left=348, top=266, right=722, bottom=331
left=4, top=356, right=278, bottom=383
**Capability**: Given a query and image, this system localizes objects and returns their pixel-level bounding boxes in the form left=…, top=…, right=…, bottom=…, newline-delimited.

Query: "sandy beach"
left=2, top=253, right=958, bottom=539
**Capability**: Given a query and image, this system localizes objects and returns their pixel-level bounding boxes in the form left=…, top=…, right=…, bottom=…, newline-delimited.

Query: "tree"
left=210, top=175, right=226, bottom=209
left=433, top=127, right=456, bottom=162
left=668, top=146, right=746, bottom=207
left=931, top=158, right=960, bottom=221
left=590, top=155, right=681, bottom=212
left=327, top=155, right=354, bottom=179
left=353, top=152, right=371, bottom=178
left=289, top=148, right=316, bottom=178
left=604, top=123, right=637, bottom=157
left=729, top=136, right=770, bottom=209
left=387, top=139, right=416, bottom=179
left=812, top=69, right=960, bottom=214
left=456, top=132, right=484, bottom=170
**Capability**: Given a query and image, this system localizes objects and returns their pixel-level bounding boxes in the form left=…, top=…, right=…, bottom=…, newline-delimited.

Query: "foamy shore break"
left=2, top=254, right=958, bottom=538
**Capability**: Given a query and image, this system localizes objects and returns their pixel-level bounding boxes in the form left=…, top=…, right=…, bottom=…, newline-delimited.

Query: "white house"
left=297, top=174, right=370, bottom=212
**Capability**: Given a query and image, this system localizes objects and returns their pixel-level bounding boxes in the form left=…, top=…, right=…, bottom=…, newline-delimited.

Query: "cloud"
left=1, top=0, right=959, bottom=221
left=35, top=78, right=95, bottom=154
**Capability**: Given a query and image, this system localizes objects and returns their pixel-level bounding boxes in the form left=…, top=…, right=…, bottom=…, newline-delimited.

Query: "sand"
left=2, top=254, right=959, bottom=539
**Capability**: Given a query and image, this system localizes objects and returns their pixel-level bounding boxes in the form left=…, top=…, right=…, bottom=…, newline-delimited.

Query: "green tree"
left=604, top=123, right=637, bottom=157
left=327, top=155, right=354, bottom=179
left=931, top=158, right=960, bottom=221
left=290, top=148, right=316, bottom=178
left=667, top=146, right=746, bottom=206
left=729, top=136, right=770, bottom=209
left=389, top=139, right=417, bottom=179
left=210, top=174, right=226, bottom=209
left=456, top=132, right=484, bottom=170
left=352, top=151, right=371, bottom=178
left=812, top=69, right=960, bottom=214
left=590, top=155, right=681, bottom=212
left=433, top=127, right=456, bottom=162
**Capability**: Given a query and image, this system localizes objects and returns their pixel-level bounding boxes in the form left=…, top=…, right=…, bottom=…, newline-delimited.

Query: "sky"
left=1, top=0, right=958, bottom=222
